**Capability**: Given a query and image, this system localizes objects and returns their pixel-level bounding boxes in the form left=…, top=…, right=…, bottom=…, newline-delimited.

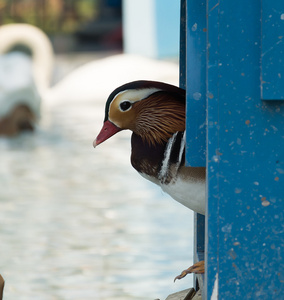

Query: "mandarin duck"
left=94, top=80, right=205, bottom=279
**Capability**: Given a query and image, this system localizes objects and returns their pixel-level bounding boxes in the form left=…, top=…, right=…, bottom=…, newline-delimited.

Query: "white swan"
left=44, top=53, right=179, bottom=106
left=0, top=23, right=53, bottom=136
left=0, top=23, right=179, bottom=136
left=0, top=23, right=53, bottom=94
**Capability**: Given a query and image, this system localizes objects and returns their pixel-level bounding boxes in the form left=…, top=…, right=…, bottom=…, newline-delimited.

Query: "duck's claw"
left=174, top=260, right=205, bottom=282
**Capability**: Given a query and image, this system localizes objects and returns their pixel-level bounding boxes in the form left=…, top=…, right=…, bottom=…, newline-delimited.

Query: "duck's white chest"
left=161, top=177, right=205, bottom=214
left=139, top=172, right=206, bottom=215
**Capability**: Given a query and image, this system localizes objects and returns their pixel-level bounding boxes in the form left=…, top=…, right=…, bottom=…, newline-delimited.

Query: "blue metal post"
left=180, top=0, right=186, bottom=90
left=185, top=0, right=206, bottom=167
left=206, top=0, right=284, bottom=298
left=262, top=0, right=284, bottom=100
left=183, top=0, right=284, bottom=298
left=181, top=0, right=207, bottom=292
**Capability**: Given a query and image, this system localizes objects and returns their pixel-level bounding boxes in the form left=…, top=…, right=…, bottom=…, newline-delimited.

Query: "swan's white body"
left=0, top=24, right=179, bottom=132
left=44, top=54, right=179, bottom=106
left=0, top=24, right=53, bottom=94
left=0, top=52, right=41, bottom=119
left=0, top=24, right=53, bottom=121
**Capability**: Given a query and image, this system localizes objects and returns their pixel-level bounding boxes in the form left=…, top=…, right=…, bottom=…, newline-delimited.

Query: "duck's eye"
left=119, top=101, right=132, bottom=111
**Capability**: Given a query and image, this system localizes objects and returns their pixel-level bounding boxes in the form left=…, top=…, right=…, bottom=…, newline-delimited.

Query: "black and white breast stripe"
left=158, top=131, right=186, bottom=184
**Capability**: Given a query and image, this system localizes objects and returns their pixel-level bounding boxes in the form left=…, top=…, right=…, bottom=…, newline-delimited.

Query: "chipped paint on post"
left=210, top=274, right=218, bottom=300
left=183, top=0, right=284, bottom=298
left=261, top=0, right=284, bottom=100
left=206, top=0, right=284, bottom=298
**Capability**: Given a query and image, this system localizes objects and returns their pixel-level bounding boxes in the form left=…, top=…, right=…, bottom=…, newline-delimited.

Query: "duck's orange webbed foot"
left=174, top=260, right=205, bottom=282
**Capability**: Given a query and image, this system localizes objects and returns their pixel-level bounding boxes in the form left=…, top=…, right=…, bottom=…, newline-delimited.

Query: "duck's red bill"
left=93, top=120, right=121, bottom=148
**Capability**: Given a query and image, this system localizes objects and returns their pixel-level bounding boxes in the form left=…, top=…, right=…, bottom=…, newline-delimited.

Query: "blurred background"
left=0, top=0, right=123, bottom=53
left=0, top=1, right=194, bottom=299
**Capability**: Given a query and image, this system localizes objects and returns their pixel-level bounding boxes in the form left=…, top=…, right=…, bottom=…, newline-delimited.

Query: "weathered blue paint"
left=262, top=0, right=284, bottom=100
left=185, top=0, right=207, bottom=167
left=182, top=0, right=284, bottom=298
left=206, top=0, right=284, bottom=299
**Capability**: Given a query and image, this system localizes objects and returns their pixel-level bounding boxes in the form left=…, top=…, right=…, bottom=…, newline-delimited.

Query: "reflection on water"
left=0, top=59, right=194, bottom=300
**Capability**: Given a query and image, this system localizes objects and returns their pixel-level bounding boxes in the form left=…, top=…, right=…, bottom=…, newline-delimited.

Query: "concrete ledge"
left=165, top=288, right=196, bottom=300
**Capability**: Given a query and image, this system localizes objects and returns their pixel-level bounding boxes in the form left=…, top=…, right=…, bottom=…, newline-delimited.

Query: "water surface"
left=0, top=56, right=194, bottom=300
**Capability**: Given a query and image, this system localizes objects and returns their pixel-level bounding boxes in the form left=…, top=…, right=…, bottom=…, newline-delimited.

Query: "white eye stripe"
left=112, top=88, right=162, bottom=105
left=108, top=87, right=162, bottom=123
